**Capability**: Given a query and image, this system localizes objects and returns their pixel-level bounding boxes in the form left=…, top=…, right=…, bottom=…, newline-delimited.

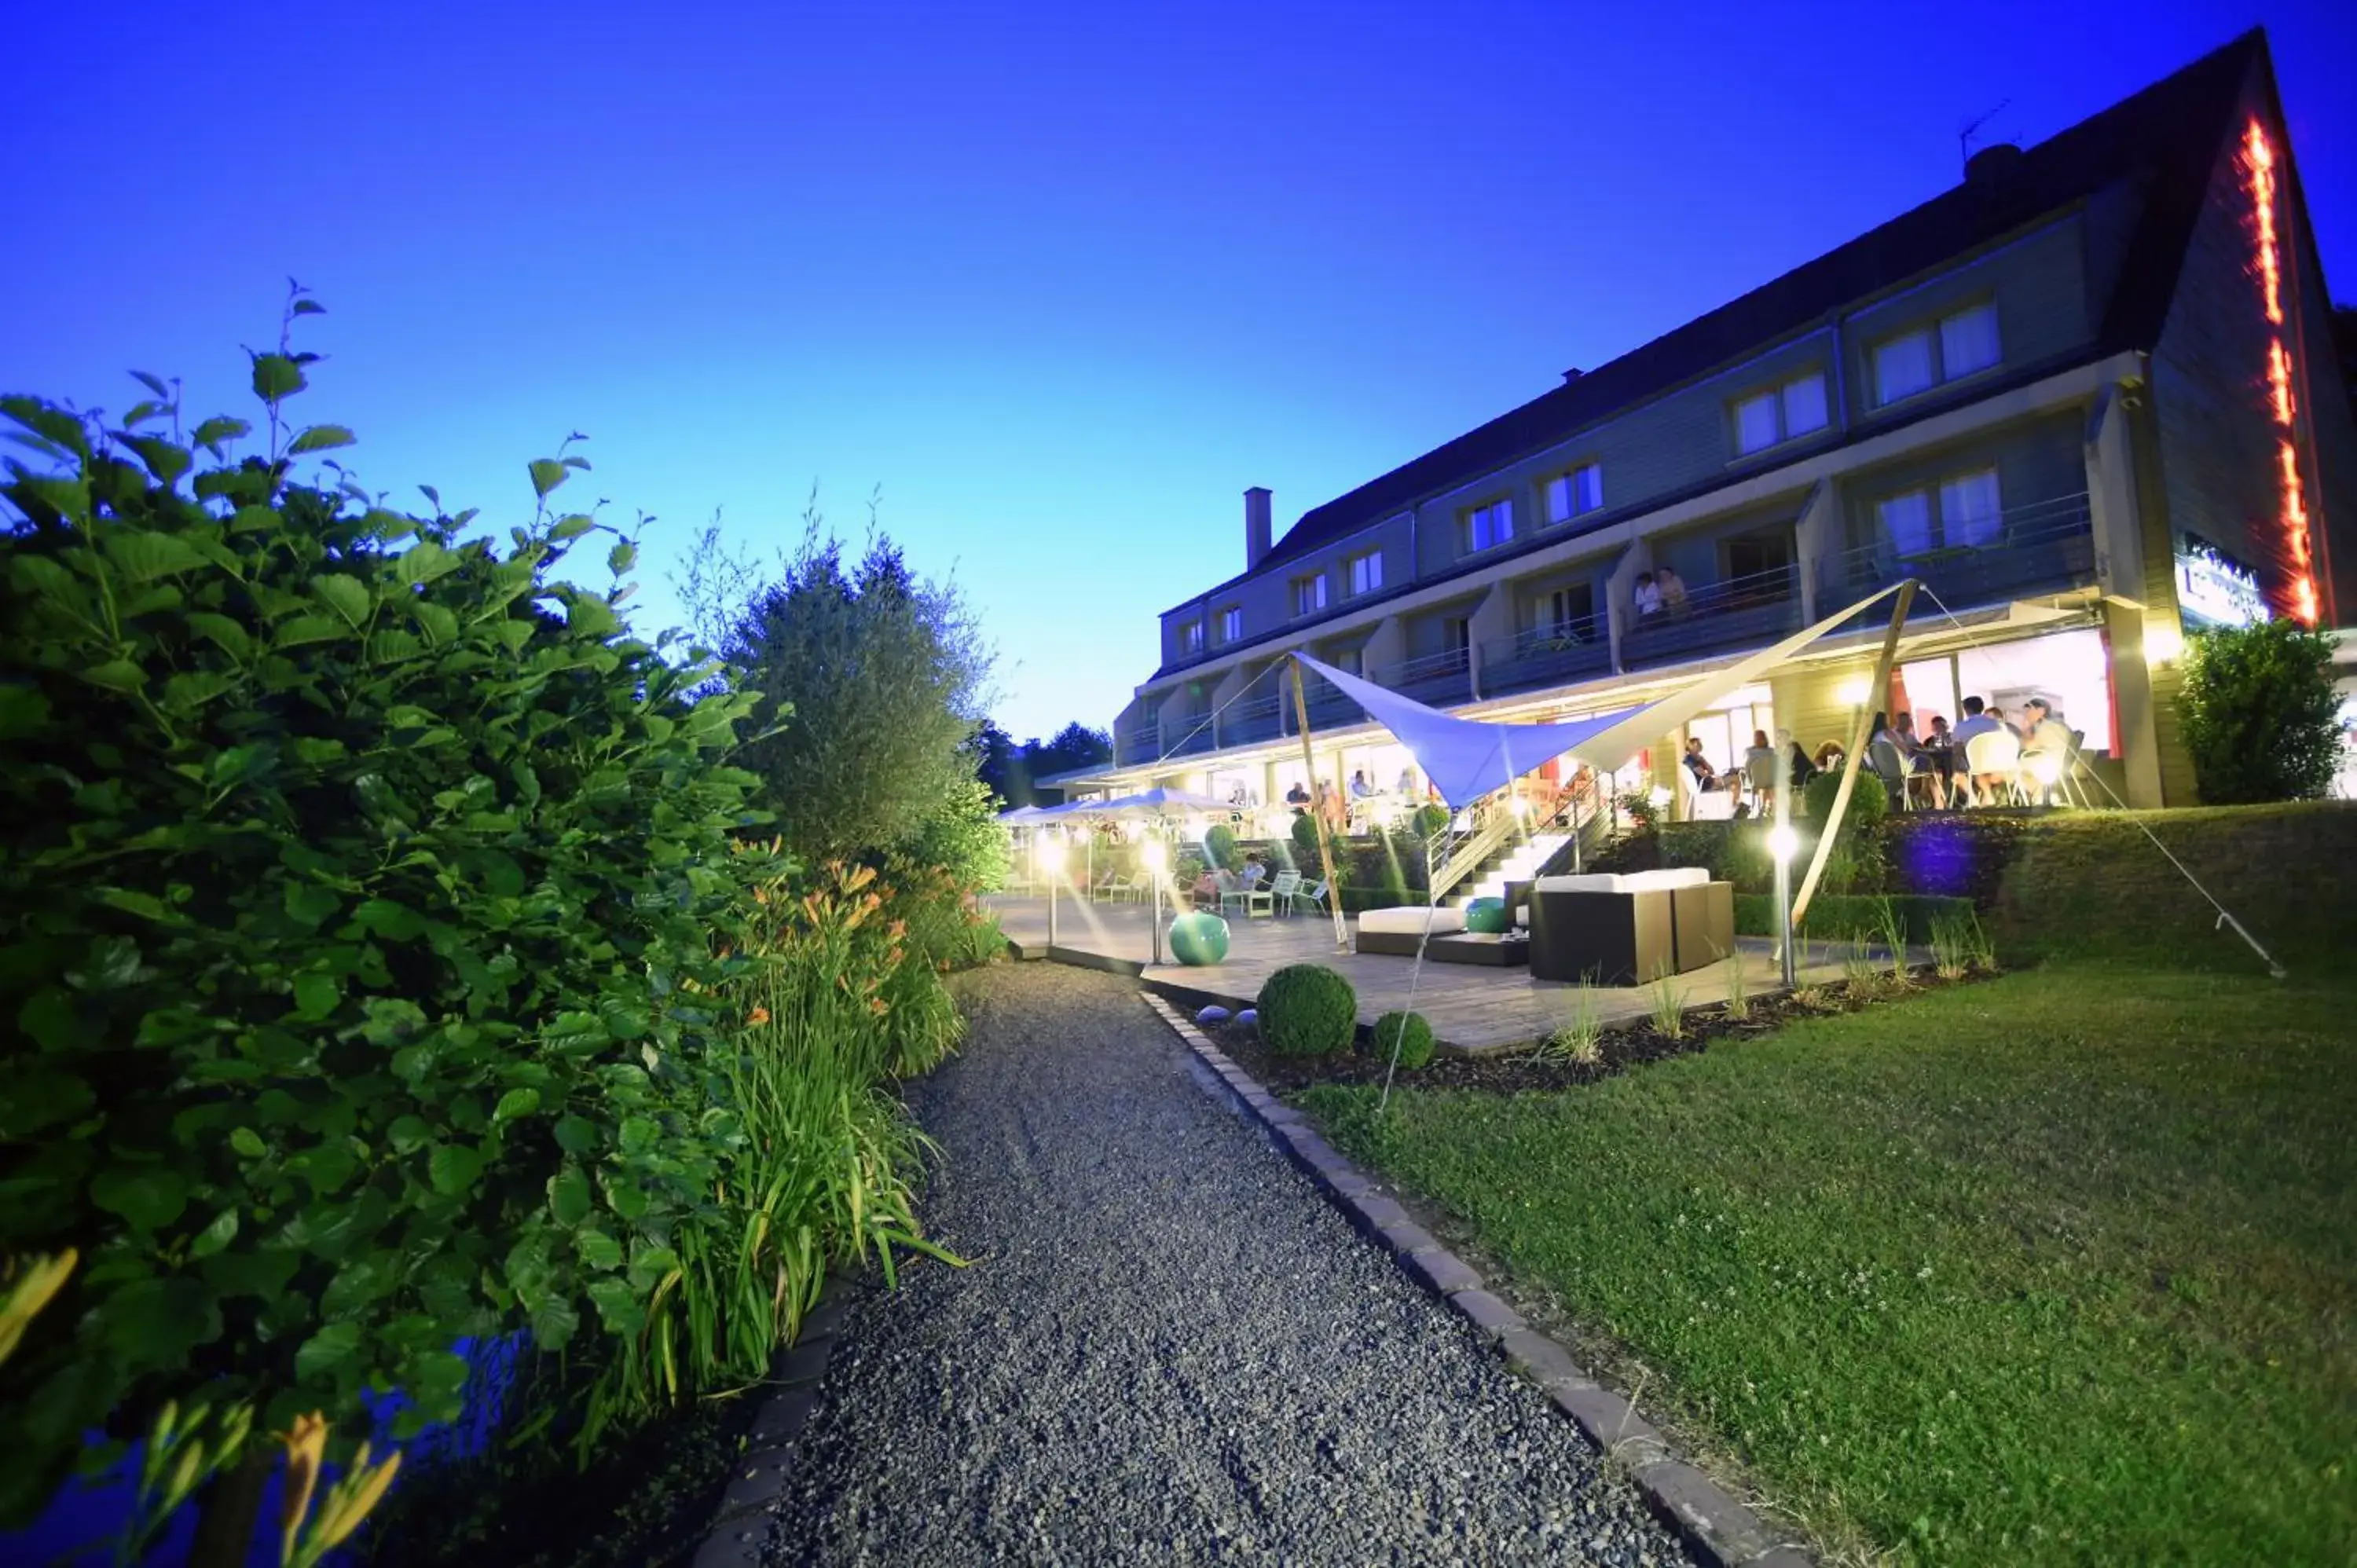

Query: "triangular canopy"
left=1296, top=583, right=1908, bottom=811
left=1094, top=786, right=1233, bottom=819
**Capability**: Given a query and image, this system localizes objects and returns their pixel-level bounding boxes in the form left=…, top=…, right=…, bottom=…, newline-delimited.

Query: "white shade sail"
left=1295, top=583, right=1908, bottom=811
left=1092, top=786, right=1234, bottom=819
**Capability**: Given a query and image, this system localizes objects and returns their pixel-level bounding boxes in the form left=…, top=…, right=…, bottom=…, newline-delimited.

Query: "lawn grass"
left=1304, top=959, right=2357, bottom=1564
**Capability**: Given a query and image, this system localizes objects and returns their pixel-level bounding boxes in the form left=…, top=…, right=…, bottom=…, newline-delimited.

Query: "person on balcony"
left=1655, top=566, right=1691, bottom=617
left=1633, top=572, right=1663, bottom=621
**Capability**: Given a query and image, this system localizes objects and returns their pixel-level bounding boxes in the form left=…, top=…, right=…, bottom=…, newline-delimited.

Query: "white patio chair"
left=1295, top=879, right=1332, bottom=918
left=1964, top=730, right=2027, bottom=807
left=1867, top=739, right=1913, bottom=811
left=1269, top=870, right=1303, bottom=913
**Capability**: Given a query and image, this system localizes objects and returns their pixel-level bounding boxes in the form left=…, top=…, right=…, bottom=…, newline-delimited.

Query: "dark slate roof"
left=1251, top=29, right=2264, bottom=579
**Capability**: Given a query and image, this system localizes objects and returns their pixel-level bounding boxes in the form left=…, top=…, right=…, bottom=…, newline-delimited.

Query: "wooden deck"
left=985, top=892, right=1879, bottom=1056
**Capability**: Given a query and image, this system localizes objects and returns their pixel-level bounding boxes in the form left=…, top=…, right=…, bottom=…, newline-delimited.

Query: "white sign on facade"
left=2174, top=537, right=2270, bottom=629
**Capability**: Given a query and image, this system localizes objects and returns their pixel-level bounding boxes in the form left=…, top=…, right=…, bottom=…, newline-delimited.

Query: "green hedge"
left=1735, top=893, right=1974, bottom=945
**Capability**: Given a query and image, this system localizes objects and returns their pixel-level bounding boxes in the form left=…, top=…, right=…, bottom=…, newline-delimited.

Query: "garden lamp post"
left=1039, top=833, right=1064, bottom=951
left=1142, top=836, right=1168, bottom=966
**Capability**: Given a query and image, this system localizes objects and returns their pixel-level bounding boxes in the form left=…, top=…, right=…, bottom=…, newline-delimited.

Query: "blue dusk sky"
left=5, top=1, right=2352, bottom=744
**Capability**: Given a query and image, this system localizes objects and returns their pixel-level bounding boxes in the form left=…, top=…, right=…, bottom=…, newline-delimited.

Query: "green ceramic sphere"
left=1464, top=897, right=1510, bottom=935
left=1168, top=911, right=1231, bottom=966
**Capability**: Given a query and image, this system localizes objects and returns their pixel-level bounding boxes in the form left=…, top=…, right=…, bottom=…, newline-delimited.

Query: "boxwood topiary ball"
left=1256, top=963, right=1357, bottom=1057
left=1369, top=1009, right=1435, bottom=1070
left=1463, top=896, right=1509, bottom=935
left=1168, top=911, right=1230, bottom=966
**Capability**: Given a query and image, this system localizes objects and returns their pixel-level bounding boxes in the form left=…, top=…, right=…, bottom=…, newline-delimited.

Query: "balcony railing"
left=1165, top=711, right=1217, bottom=756
left=1115, top=722, right=1160, bottom=766
left=1219, top=692, right=1284, bottom=746
left=1822, top=491, right=2095, bottom=614
left=1622, top=562, right=1802, bottom=669
left=1479, top=614, right=1611, bottom=698
left=1293, top=669, right=1364, bottom=732
left=1373, top=647, right=1472, bottom=707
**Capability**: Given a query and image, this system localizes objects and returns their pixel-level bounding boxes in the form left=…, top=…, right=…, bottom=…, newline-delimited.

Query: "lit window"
left=1940, top=303, right=2002, bottom=378
left=1464, top=498, right=1514, bottom=552
left=1292, top=573, right=1328, bottom=617
left=1736, top=373, right=1829, bottom=455
left=1346, top=550, right=1383, bottom=596
left=1735, top=391, right=1780, bottom=455
left=1876, top=490, right=1934, bottom=556
left=1543, top=463, right=1604, bottom=524
left=1219, top=606, right=1242, bottom=642
left=1179, top=621, right=1204, bottom=654
left=1782, top=374, right=1829, bottom=435
left=1873, top=330, right=1937, bottom=405
left=1873, top=302, right=2002, bottom=407
left=1938, top=468, right=2003, bottom=548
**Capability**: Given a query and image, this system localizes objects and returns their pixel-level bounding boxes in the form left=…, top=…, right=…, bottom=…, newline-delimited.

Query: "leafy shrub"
left=1204, top=822, right=1240, bottom=872
left=1411, top=803, right=1449, bottom=838
left=1256, top=964, right=1357, bottom=1058
left=903, top=776, right=1010, bottom=894
left=2176, top=619, right=2341, bottom=804
left=1369, top=1010, right=1434, bottom=1071
left=1289, top=811, right=1321, bottom=864
left=1803, top=768, right=1890, bottom=833
left=0, top=313, right=770, bottom=1533
left=1802, top=770, right=1888, bottom=892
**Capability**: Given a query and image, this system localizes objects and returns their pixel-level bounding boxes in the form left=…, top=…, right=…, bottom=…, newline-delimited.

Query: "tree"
left=714, top=521, right=991, bottom=860
left=2176, top=617, right=2341, bottom=804
left=973, top=720, right=1029, bottom=805
left=1028, top=721, right=1113, bottom=783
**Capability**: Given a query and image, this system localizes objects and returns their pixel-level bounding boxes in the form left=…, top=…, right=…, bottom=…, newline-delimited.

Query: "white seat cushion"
left=1533, top=874, right=1626, bottom=893
left=1619, top=868, right=1709, bottom=892
left=1357, top=906, right=1467, bottom=936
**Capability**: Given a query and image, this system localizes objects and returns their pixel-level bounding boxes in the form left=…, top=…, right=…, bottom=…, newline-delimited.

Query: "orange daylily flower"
left=747, top=1006, right=772, bottom=1026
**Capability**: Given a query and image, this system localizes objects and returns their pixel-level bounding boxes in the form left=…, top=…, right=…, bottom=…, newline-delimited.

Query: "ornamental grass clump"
left=1537, top=980, right=1604, bottom=1065
left=1257, top=963, right=1358, bottom=1058
left=1646, top=965, right=1690, bottom=1040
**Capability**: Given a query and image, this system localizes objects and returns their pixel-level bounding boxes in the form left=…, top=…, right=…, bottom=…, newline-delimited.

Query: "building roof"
left=1248, top=29, right=2264, bottom=580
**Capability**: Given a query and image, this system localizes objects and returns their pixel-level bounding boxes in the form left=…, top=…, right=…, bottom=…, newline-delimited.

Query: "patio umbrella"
left=1093, top=787, right=1232, bottom=818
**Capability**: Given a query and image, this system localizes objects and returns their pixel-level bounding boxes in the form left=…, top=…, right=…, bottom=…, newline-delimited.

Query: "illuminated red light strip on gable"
left=2244, top=119, right=2318, bottom=624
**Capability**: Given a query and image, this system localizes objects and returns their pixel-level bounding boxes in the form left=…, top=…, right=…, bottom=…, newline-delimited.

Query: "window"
left=1219, top=606, right=1242, bottom=643
left=1938, top=467, right=2003, bottom=548
left=1178, top=620, right=1204, bottom=654
left=1292, top=573, right=1328, bottom=617
left=1346, top=549, right=1383, bottom=596
left=1464, top=498, right=1513, bottom=553
left=1873, top=330, right=1937, bottom=405
left=1543, top=463, right=1604, bottom=524
left=1940, top=302, right=2002, bottom=378
left=1337, top=647, right=1363, bottom=676
left=1871, top=301, right=2003, bottom=406
left=1876, top=466, right=2004, bottom=555
left=1735, top=372, right=1830, bottom=456
left=1544, top=584, right=1593, bottom=632
left=1876, top=490, right=1935, bottom=557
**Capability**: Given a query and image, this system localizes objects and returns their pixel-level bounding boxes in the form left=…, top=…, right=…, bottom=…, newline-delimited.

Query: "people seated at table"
left=1682, top=737, right=1730, bottom=794
left=1240, top=855, right=1267, bottom=891
left=1395, top=767, right=1417, bottom=796
left=1922, top=714, right=1959, bottom=804
left=1948, top=696, right=2006, bottom=804
left=1285, top=781, right=1311, bottom=814
left=1348, top=770, right=1374, bottom=799
left=2017, top=698, right=2074, bottom=803
left=1871, top=711, right=1941, bottom=807
left=1813, top=739, right=1846, bottom=774
left=1189, top=866, right=1220, bottom=908
left=1787, top=737, right=1820, bottom=791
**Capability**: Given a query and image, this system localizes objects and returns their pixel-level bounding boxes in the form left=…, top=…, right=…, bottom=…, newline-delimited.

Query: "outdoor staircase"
left=1442, top=832, right=1571, bottom=910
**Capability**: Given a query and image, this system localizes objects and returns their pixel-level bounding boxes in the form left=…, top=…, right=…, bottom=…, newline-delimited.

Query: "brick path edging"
left=1141, top=992, right=1813, bottom=1568
left=690, top=1278, right=856, bottom=1568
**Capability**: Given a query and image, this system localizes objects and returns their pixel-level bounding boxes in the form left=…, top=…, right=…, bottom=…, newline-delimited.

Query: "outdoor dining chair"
left=1867, top=739, right=1915, bottom=811
left=1269, top=870, right=1302, bottom=912
left=1294, top=879, right=1332, bottom=918
left=1964, top=730, right=2029, bottom=807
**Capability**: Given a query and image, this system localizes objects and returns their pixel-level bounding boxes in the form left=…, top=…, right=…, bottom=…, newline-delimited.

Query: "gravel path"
left=759, top=963, right=1688, bottom=1567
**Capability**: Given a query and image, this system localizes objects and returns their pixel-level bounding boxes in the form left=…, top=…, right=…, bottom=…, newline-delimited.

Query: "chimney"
left=1244, top=486, right=1273, bottom=570
left=1561, top=367, right=1585, bottom=385
left=1965, top=141, right=2023, bottom=190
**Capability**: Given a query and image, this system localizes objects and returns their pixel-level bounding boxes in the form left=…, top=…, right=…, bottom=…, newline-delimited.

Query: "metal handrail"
left=1822, top=490, right=2094, bottom=587
left=1495, top=614, right=1607, bottom=658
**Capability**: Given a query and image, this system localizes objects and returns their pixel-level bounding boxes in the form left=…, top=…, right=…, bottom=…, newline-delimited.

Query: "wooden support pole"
left=1289, top=657, right=1351, bottom=951
left=1791, top=581, right=1917, bottom=929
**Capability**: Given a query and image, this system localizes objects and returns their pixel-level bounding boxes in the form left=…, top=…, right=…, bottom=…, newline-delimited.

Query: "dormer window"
left=1178, top=620, right=1204, bottom=654
left=1219, top=606, right=1243, bottom=643
left=1734, top=372, right=1831, bottom=456
left=1464, top=498, right=1514, bottom=554
left=1292, top=573, right=1329, bottom=617
left=1543, top=463, right=1604, bottom=524
left=1872, top=301, right=2002, bottom=407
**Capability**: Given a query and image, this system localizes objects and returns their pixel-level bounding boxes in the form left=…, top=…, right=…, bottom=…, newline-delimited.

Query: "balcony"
left=1114, top=722, right=1160, bottom=767
left=1373, top=647, right=1472, bottom=707
left=1293, top=669, right=1364, bottom=732
left=1622, top=562, right=1802, bottom=669
left=1822, top=492, right=2095, bottom=614
left=1479, top=614, right=1612, bottom=698
left=1165, top=711, right=1217, bottom=757
left=1219, top=693, right=1284, bottom=747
